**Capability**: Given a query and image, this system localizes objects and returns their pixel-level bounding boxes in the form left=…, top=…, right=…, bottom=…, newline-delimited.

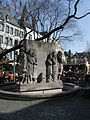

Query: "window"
left=15, top=51, right=18, bottom=59
left=78, top=60, right=81, bottom=63
left=5, top=37, right=8, bottom=45
left=6, top=25, right=9, bottom=33
left=0, top=23, right=4, bottom=31
left=10, top=27, right=13, bottom=35
left=15, top=29, right=19, bottom=36
left=73, top=60, right=75, bottom=63
left=0, top=13, right=2, bottom=18
left=15, top=40, right=18, bottom=46
left=83, top=60, right=85, bottom=63
left=20, top=31, right=23, bottom=38
left=0, top=35, right=3, bottom=44
left=9, top=52, right=12, bottom=59
left=10, top=38, right=13, bottom=46
left=29, top=34, right=32, bottom=40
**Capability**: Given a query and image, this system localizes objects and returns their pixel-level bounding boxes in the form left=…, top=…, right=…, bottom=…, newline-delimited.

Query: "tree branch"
left=0, top=0, right=90, bottom=60
left=74, top=12, right=90, bottom=19
left=0, top=30, right=33, bottom=60
left=0, top=59, right=14, bottom=65
left=35, top=15, right=72, bottom=41
left=73, top=0, right=79, bottom=16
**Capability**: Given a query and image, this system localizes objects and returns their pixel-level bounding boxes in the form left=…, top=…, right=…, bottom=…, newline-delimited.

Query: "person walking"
left=8, top=72, right=14, bottom=82
left=1, top=71, right=4, bottom=83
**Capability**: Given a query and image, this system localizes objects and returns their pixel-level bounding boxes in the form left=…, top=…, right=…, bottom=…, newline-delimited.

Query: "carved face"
left=57, top=51, right=62, bottom=63
left=58, top=51, right=62, bottom=57
left=49, top=54, right=52, bottom=59
left=52, top=51, right=57, bottom=58
left=20, top=49, right=23, bottom=55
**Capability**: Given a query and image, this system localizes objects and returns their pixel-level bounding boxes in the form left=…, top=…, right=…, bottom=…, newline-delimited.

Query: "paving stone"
left=0, top=92, right=90, bottom=120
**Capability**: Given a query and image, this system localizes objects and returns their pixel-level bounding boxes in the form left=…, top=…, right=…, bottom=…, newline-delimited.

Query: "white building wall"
left=26, top=27, right=43, bottom=41
left=0, top=19, right=25, bottom=60
left=0, top=19, right=44, bottom=61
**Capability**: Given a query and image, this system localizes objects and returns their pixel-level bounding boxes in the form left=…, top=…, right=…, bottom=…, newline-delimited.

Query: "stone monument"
left=17, top=40, right=63, bottom=92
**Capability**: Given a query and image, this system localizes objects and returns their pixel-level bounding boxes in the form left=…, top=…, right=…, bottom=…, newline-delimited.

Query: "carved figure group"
left=57, top=51, right=63, bottom=76
left=17, top=48, right=37, bottom=84
left=25, top=49, right=37, bottom=83
left=46, top=51, right=62, bottom=82
left=17, top=46, right=62, bottom=84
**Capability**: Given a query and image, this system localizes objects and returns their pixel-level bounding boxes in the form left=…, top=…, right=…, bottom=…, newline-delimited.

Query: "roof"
left=0, top=7, right=19, bottom=26
left=40, top=32, right=48, bottom=36
left=64, top=63, right=86, bottom=66
left=18, top=4, right=31, bottom=28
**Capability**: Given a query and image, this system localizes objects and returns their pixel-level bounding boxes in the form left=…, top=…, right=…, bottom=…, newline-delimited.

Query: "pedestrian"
left=8, top=72, right=14, bottom=82
left=1, top=71, right=4, bottom=77
left=3, top=72, right=7, bottom=83
left=1, top=71, right=4, bottom=83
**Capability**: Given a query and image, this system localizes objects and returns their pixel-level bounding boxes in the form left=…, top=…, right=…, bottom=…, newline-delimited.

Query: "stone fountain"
left=0, top=40, right=80, bottom=100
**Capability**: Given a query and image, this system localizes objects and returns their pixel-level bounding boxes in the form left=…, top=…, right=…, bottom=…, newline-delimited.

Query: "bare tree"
left=0, top=0, right=90, bottom=61
left=27, top=0, right=81, bottom=42
left=0, top=0, right=24, bottom=18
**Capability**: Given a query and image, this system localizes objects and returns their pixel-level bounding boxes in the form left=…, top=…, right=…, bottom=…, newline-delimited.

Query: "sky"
left=64, top=0, right=90, bottom=54
left=1, top=0, right=90, bottom=54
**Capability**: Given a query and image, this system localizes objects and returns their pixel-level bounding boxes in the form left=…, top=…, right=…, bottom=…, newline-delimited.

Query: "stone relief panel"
left=17, top=41, right=63, bottom=84
left=46, top=51, right=62, bottom=82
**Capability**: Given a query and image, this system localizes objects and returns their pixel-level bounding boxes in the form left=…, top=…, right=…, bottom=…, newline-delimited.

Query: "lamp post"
left=13, top=50, right=15, bottom=82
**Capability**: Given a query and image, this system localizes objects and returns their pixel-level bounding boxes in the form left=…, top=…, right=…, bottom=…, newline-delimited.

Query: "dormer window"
left=6, top=15, right=10, bottom=22
left=0, top=13, right=2, bottom=18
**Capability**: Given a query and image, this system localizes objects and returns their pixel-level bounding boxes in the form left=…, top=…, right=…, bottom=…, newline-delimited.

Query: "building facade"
left=0, top=6, right=65, bottom=72
left=0, top=7, right=43, bottom=61
left=64, top=50, right=90, bottom=74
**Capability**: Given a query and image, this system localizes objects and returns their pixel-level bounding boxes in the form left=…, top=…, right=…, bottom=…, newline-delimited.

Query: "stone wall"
left=25, top=40, right=64, bottom=82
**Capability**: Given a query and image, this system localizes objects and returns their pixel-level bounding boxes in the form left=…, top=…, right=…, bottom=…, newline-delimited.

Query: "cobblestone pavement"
left=0, top=91, right=90, bottom=120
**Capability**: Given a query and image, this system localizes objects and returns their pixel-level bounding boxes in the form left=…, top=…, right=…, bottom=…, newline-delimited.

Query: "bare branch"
left=35, top=15, right=72, bottom=41
left=68, top=0, right=71, bottom=16
left=0, top=0, right=90, bottom=60
left=74, top=12, right=90, bottom=19
left=73, top=0, right=80, bottom=16
left=0, top=30, right=33, bottom=60
left=0, top=60, right=14, bottom=65
left=0, top=44, right=23, bottom=60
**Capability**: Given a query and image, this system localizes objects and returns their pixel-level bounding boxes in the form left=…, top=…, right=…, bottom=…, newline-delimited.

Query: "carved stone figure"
left=17, top=48, right=24, bottom=76
left=26, top=50, right=33, bottom=83
left=32, top=50, right=37, bottom=82
left=26, top=49, right=37, bottom=83
left=57, top=51, right=63, bottom=78
left=46, top=53, right=52, bottom=82
left=52, top=51, right=57, bottom=82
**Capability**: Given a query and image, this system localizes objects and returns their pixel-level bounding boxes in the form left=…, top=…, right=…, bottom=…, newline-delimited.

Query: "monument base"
left=18, top=80, right=63, bottom=92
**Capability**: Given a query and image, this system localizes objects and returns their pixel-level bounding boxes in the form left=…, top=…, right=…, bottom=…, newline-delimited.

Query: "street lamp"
left=13, top=50, right=15, bottom=82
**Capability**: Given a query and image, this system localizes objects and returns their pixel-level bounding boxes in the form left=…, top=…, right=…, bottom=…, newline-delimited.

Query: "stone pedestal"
left=18, top=80, right=63, bottom=92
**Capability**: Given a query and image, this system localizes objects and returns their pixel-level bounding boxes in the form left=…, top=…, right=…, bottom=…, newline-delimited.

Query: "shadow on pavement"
left=0, top=91, right=90, bottom=120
